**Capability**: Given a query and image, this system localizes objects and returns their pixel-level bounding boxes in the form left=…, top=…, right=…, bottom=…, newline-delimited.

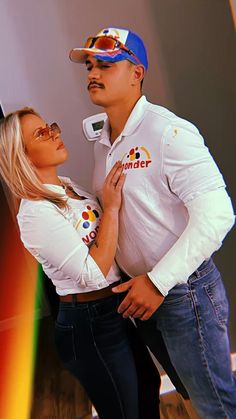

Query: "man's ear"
left=131, top=64, right=145, bottom=86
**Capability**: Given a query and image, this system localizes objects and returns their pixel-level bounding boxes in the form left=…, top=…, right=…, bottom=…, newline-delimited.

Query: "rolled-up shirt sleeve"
left=148, top=188, right=235, bottom=296
left=147, top=126, right=235, bottom=296
left=18, top=203, right=109, bottom=289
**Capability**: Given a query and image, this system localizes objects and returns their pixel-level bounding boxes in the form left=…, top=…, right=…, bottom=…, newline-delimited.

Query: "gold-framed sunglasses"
left=33, top=123, right=61, bottom=143
left=84, top=36, right=141, bottom=64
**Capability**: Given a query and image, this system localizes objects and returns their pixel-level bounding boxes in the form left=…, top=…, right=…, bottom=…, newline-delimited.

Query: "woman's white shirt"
left=17, top=177, right=121, bottom=295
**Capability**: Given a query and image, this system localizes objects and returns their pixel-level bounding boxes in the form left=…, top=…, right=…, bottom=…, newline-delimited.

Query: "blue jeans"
left=55, top=294, right=145, bottom=419
left=137, top=258, right=236, bottom=418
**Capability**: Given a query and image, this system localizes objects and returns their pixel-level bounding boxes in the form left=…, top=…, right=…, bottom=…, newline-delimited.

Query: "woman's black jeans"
left=55, top=293, right=160, bottom=419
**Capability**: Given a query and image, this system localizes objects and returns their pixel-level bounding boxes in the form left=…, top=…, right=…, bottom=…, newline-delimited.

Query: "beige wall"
left=1, top=0, right=235, bottom=348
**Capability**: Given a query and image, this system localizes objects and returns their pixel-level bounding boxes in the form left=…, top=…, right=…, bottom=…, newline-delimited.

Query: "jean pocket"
left=55, top=322, right=77, bottom=364
left=92, top=296, right=119, bottom=319
left=204, top=277, right=229, bottom=328
left=164, top=284, right=191, bottom=305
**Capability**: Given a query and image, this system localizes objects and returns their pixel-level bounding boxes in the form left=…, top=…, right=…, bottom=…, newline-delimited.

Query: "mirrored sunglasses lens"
left=85, top=36, right=117, bottom=51
left=94, top=37, right=117, bottom=50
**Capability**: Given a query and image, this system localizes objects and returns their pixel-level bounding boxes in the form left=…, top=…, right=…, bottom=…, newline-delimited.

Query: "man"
left=69, top=27, right=236, bottom=418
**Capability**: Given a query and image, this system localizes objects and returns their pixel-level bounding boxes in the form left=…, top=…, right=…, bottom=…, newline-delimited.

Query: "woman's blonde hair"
left=0, top=107, right=67, bottom=211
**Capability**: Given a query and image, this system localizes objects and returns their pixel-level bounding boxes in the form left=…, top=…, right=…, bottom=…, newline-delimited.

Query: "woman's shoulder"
left=17, top=197, right=58, bottom=219
left=17, top=199, right=68, bottom=237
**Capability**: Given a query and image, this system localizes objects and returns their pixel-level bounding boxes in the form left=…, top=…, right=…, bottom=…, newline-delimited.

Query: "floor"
left=160, top=393, right=199, bottom=419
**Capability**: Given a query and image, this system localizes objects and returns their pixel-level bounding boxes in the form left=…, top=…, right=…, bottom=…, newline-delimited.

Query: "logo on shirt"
left=121, top=146, right=152, bottom=170
left=81, top=205, right=100, bottom=229
left=74, top=205, right=100, bottom=245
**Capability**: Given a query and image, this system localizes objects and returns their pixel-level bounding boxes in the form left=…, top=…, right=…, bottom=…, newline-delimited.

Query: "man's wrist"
left=146, top=272, right=167, bottom=297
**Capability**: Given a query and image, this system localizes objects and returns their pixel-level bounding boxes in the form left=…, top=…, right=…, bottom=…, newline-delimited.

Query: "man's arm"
left=147, top=188, right=234, bottom=295
left=113, top=188, right=234, bottom=319
left=112, top=127, right=235, bottom=319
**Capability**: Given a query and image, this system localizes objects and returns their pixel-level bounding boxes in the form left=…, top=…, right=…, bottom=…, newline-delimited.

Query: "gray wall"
left=148, top=0, right=236, bottom=349
left=1, top=0, right=235, bottom=349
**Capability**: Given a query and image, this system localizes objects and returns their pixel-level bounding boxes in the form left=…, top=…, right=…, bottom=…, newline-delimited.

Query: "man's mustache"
left=88, top=82, right=105, bottom=90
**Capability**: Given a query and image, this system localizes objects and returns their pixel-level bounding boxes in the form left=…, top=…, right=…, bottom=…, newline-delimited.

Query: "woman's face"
left=21, top=114, right=68, bottom=169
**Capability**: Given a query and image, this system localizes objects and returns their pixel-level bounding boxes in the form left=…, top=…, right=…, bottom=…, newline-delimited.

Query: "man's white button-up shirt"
left=93, top=96, right=234, bottom=296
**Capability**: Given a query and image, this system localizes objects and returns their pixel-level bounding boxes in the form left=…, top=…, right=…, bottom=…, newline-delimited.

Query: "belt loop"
left=72, top=294, right=77, bottom=305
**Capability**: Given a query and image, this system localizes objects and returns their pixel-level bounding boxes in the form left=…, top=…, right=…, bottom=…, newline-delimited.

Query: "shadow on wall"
left=148, top=0, right=236, bottom=350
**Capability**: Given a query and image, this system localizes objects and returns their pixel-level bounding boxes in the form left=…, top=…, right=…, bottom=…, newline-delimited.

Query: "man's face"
left=85, top=56, right=136, bottom=107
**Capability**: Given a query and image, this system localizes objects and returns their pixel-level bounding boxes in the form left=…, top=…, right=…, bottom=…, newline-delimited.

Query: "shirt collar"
left=44, top=177, right=93, bottom=200
left=99, top=118, right=111, bottom=147
left=99, top=95, right=149, bottom=146
left=43, top=176, right=72, bottom=195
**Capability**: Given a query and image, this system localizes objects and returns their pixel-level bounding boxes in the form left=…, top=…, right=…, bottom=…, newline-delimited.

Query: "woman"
left=0, top=107, right=160, bottom=419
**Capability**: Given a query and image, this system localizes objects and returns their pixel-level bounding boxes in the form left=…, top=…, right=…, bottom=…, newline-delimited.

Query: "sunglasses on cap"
left=84, top=36, right=141, bottom=64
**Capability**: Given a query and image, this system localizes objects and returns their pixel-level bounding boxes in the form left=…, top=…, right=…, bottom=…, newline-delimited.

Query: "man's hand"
left=112, top=274, right=165, bottom=320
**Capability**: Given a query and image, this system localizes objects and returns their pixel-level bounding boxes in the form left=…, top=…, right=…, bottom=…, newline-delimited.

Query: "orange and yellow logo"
left=121, top=146, right=152, bottom=170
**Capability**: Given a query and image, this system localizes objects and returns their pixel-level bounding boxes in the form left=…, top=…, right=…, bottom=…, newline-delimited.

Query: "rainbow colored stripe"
left=0, top=189, right=42, bottom=419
